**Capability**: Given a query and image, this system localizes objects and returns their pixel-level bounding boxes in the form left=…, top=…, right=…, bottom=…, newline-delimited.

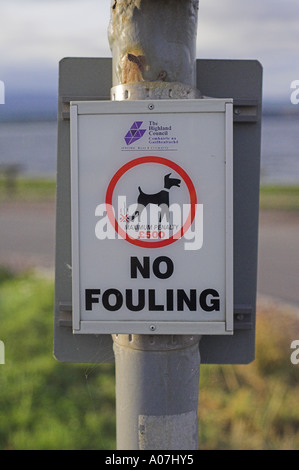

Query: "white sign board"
left=70, top=99, right=233, bottom=335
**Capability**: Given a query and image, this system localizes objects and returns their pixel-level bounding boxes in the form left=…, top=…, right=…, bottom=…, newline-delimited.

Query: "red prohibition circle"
left=105, top=156, right=197, bottom=248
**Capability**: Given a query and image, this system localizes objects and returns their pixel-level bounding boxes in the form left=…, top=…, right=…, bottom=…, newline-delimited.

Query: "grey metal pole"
left=108, top=0, right=201, bottom=450
left=113, top=335, right=200, bottom=450
left=108, top=0, right=200, bottom=89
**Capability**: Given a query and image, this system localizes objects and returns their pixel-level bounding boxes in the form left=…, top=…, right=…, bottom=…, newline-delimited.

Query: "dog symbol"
left=129, top=173, right=181, bottom=222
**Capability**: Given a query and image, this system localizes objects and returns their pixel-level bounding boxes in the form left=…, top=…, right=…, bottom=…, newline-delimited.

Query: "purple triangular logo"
left=124, top=122, right=146, bottom=145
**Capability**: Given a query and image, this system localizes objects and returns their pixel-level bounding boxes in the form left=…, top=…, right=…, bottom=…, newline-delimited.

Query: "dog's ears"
left=165, top=173, right=172, bottom=178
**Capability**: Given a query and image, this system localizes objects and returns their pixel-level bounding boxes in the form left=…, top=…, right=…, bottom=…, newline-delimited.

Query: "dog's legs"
left=159, top=204, right=170, bottom=223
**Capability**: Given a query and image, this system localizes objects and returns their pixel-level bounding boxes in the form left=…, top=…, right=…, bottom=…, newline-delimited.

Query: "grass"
left=0, top=268, right=298, bottom=450
left=0, top=268, right=116, bottom=450
left=198, top=303, right=299, bottom=450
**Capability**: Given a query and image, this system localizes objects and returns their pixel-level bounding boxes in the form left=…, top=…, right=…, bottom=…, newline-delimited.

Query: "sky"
left=1, top=0, right=299, bottom=104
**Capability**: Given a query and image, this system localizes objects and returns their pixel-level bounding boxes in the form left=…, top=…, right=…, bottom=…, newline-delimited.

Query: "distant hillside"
left=0, top=92, right=57, bottom=122
left=0, top=91, right=298, bottom=122
left=262, top=100, right=299, bottom=117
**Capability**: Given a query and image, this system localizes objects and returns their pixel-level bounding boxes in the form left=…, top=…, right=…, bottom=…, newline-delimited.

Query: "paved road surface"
left=257, top=210, right=299, bottom=307
left=0, top=202, right=298, bottom=307
left=0, top=202, right=56, bottom=273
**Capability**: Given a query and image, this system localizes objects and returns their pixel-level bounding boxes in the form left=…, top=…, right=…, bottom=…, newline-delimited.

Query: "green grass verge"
left=259, top=185, right=299, bottom=211
left=199, top=307, right=299, bottom=450
left=0, top=268, right=298, bottom=450
left=0, top=268, right=115, bottom=450
left=0, top=177, right=56, bottom=203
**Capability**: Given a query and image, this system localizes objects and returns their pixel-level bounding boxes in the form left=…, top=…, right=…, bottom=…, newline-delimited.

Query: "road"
left=0, top=202, right=56, bottom=273
left=0, top=201, right=298, bottom=307
left=257, top=210, right=299, bottom=307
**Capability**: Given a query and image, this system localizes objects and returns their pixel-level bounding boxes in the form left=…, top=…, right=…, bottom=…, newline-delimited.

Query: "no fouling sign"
left=70, top=99, right=233, bottom=335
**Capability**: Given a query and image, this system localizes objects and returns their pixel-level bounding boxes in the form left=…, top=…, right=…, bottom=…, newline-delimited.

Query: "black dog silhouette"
left=129, top=173, right=181, bottom=222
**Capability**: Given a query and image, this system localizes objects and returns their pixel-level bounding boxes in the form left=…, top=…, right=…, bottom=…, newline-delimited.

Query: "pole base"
left=113, top=334, right=201, bottom=450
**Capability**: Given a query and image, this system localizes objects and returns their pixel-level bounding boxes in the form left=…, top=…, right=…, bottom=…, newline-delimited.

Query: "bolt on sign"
left=70, top=99, right=233, bottom=335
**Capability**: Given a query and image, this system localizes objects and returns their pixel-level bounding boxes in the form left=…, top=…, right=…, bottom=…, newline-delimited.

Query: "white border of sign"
left=70, top=99, right=233, bottom=335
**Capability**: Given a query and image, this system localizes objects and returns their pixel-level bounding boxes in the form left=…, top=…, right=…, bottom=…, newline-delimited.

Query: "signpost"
left=70, top=99, right=233, bottom=336
left=54, top=57, right=262, bottom=449
left=54, top=57, right=262, bottom=365
left=54, top=0, right=262, bottom=450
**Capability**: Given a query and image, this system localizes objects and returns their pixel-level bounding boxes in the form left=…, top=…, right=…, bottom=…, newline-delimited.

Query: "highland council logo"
left=124, top=121, right=146, bottom=145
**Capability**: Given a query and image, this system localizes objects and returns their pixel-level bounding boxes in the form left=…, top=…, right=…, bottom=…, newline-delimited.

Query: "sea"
left=0, top=113, right=298, bottom=185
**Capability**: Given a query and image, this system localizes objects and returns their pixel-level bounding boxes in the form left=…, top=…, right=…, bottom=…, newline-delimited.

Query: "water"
left=0, top=121, right=57, bottom=177
left=0, top=115, right=298, bottom=184
left=261, top=115, right=299, bottom=185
